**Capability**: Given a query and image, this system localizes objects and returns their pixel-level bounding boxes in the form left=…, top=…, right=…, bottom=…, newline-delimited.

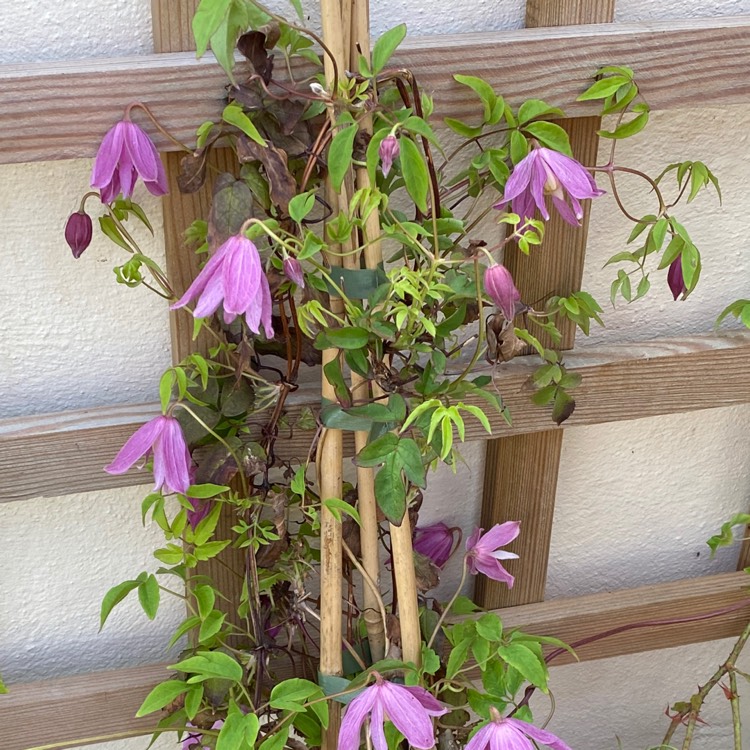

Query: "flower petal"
left=124, top=122, right=161, bottom=182
left=506, top=718, right=572, bottom=750
left=338, top=686, right=377, bottom=750
left=500, top=151, right=536, bottom=204
left=492, top=722, right=533, bottom=750
left=91, top=122, right=126, bottom=189
left=258, top=271, right=274, bottom=339
left=380, top=682, right=437, bottom=749
left=550, top=196, right=580, bottom=226
left=541, top=149, right=602, bottom=199
left=105, top=416, right=165, bottom=475
left=401, top=685, right=448, bottom=716
left=477, top=521, right=520, bottom=551
left=474, top=556, right=515, bottom=588
left=171, top=240, right=232, bottom=311
left=154, top=416, right=192, bottom=495
left=529, top=158, right=550, bottom=220
left=223, top=240, right=260, bottom=316
left=193, top=266, right=226, bottom=318
left=465, top=724, right=494, bottom=750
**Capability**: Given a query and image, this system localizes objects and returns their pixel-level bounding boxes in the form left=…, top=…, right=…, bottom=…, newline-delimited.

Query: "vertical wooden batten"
left=476, top=0, right=616, bottom=610
left=150, top=0, right=246, bottom=623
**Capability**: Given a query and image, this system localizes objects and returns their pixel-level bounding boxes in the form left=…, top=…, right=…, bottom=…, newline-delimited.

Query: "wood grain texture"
left=3, top=331, right=750, bottom=504
left=477, top=0, right=614, bottom=610
left=5, top=572, right=749, bottom=749
left=4, top=16, right=750, bottom=164
left=151, top=0, right=245, bottom=627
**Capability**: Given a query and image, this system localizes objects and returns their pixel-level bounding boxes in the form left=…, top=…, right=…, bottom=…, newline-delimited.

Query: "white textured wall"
left=2, top=1, right=750, bottom=750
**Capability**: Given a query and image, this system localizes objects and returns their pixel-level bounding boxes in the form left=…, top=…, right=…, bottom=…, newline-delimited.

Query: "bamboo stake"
left=318, top=1, right=352, bottom=746
left=349, top=0, right=422, bottom=667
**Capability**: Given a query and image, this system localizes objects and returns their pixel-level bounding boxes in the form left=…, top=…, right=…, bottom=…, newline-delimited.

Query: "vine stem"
left=730, top=669, right=742, bottom=750
left=427, top=557, right=468, bottom=650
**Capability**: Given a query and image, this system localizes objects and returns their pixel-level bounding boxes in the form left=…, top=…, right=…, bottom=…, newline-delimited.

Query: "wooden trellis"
left=2, top=1, right=750, bottom=748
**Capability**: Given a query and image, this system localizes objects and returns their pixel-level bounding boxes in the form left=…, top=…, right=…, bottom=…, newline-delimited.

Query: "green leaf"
left=193, top=539, right=232, bottom=561
left=497, top=643, right=548, bottom=692
left=99, top=215, right=131, bottom=250
left=403, top=116, right=440, bottom=145
left=375, top=454, right=407, bottom=524
left=270, top=678, right=323, bottom=711
left=396, top=437, right=426, bottom=487
left=399, top=137, right=429, bottom=213
left=444, top=118, right=483, bottom=139
left=517, top=99, right=565, bottom=124
left=356, top=433, right=400, bottom=467
left=194, top=584, right=216, bottom=620
left=599, top=104, right=650, bottom=139
left=289, top=190, right=316, bottom=223
left=371, top=24, right=407, bottom=75
left=576, top=75, right=630, bottom=101
left=192, top=0, right=233, bottom=57
left=454, top=74, right=497, bottom=123
left=168, top=615, right=202, bottom=648
left=323, top=498, right=362, bottom=526
left=193, top=501, right=224, bottom=546
left=522, top=121, right=572, bottom=156
left=100, top=579, right=140, bottom=630
left=138, top=574, right=160, bottom=620
left=329, top=123, right=358, bottom=191
left=159, top=370, right=174, bottom=413
left=475, top=613, right=503, bottom=642
left=217, top=708, right=248, bottom=750
left=259, top=726, right=290, bottom=750
left=170, top=651, right=243, bottom=683
left=223, top=102, right=266, bottom=146
left=510, top=130, right=529, bottom=164
left=136, top=680, right=191, bottom=717
left=187, top=483, right=231, bottom=499
left=324, top=327, right=370, bottom=349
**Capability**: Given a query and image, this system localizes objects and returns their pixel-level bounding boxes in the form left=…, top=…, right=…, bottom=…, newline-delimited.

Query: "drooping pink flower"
left=339, top=673, right=447, bottom=750
left=65, top=210, right=93, bottom=258
left=413, top=522, right=460, bottom=569
left=183, top=720, right=224, bottom=750
left=171, top=234, right=274, bottom=338
left=379, top=135, right=400, bottom=177
left=466, top=521, right=520, bottom=588
left=105, top=415, right=192, bottom=495
left=91, top=119, right=168, bottom=203
left=668, top=256, right=686, bottom=300
left=283, top=256, right=305, bottom=288
left=466, top=709, right=572, bottom=750
left=484, top=264, right=522, bottom=321
left=494, top=146, right=603, bottom=227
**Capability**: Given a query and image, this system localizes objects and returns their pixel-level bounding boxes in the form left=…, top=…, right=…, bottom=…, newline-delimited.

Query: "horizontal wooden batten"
left=3, top=15, right=750, bottom=165
left=2, top=331, right=750, bottom=503
left=4, top=571, right=749, bottom=750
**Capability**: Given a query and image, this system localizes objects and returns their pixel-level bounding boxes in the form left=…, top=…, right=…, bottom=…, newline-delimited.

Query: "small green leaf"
left=100, top=579, right=140, bottom=630
left=522, top=121, right=572, bottom=156
left=517, top=99, right=564, bottom=124
left=329, top=123, right=358, bottom=191
left=289, top=191, right=316, bottom=223
left=217, top=708, right=247, bottom=750
left=192, top=0, right=233, bottom=57
left=371, top=24, right=407, bottom=75
left=356, top=433, right=400, bottom=467
left=138, top=574, right=160, bottom=620
left=324, top=327, right=370, bottom=349
left=510, top=130, right=529, bottom=164
left=399, top=136, right=429, bottom=213
left=497, top=643, right=548, bottom=692
left=136, top=680, right=191, bottom=717
left=454, top=74, right=497, bottom=123
left=576, top=75, right=630, bottom=101
left=323, top=498, right=362, bottom=526
left=223, top=103, right=266, bottom=146
left=170, top=651, right=243, bottom=683
left=375, top=454, right=407, bottom=524
left=187, top=483, right=230, bottom=499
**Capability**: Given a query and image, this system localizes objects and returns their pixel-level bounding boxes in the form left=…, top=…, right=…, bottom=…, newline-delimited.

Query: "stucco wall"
left=2, top=1, right=750, bottom=749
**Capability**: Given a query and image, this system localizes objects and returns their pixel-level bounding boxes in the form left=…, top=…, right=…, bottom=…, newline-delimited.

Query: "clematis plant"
left=59, top=1, right=733, bottom=749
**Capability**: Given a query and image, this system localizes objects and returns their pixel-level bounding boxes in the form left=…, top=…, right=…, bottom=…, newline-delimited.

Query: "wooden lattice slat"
left=3, top=332, right=750, bottom=503
left=3, top=16, right=750, bottom=164
left=477, top=0, right=615, bottom=610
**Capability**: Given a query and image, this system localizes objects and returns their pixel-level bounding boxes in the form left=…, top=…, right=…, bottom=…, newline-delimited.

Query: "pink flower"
left=466, top=710, right=571, bottom=750
left=339, top=673, right=447, bottom=750
left=91, top=119, right=168, bottom=203
left=494, top=146, right=603, bottom=226
left=65, top=210, right=93, bottom=258
left=668, top=256, right=686, bottom=300
left=171, top=234, right=274, bottom=338
left=466, top=522, right=520, bottom=588
left=283, top=256, right=305, bottom=288
left=379, top=135, right=400, bottom=177
left=413, top=522, right=460, bottom=569
left=105, top=415, right=192, bottom=496
left=484, top=264, right=521, bottom=321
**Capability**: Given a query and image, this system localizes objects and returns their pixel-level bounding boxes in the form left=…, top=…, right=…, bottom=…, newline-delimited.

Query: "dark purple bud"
left=378, top=135, right=400, bottom=177
left=484, top=264, right=521, bottom=321
left=187, top=498, right=213, bottom=530
left=667, top=256, right=687, bottom=300
left=283, top=256, right=305, bottom=288
left=413, top=522, right=460, bottom=569
left=65, top=210, right=93, bottom=258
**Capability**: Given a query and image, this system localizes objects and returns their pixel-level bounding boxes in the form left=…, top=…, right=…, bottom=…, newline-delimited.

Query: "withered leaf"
left=552, top=391, right=576, bottom=426
left=207, top=175, right=254, bottom=250
left=237, top=31, right=275, bottom=84
left=237, top=136, right=297, bottom=213
left=177, top=149, right=209, bottom=194
left=192, top=444, right=239, bottom=486
left=232, top=83, right=265, bottom=111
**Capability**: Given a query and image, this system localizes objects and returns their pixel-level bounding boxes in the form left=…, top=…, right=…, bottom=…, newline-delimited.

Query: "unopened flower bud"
left=668, top=256, right=687, bottom=300
left=413, top=522, right=460, bottom=569
left=283, top=256, right=305, bottom=288
left=484, top=263, right=521, bottom=321
left=65, top=210, right=93, bottom=258
left=378, top=135, right=400, bottom=177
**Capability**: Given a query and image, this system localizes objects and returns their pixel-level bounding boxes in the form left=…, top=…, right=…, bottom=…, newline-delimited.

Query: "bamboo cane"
left=349, top=0, right=422, bottom=666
